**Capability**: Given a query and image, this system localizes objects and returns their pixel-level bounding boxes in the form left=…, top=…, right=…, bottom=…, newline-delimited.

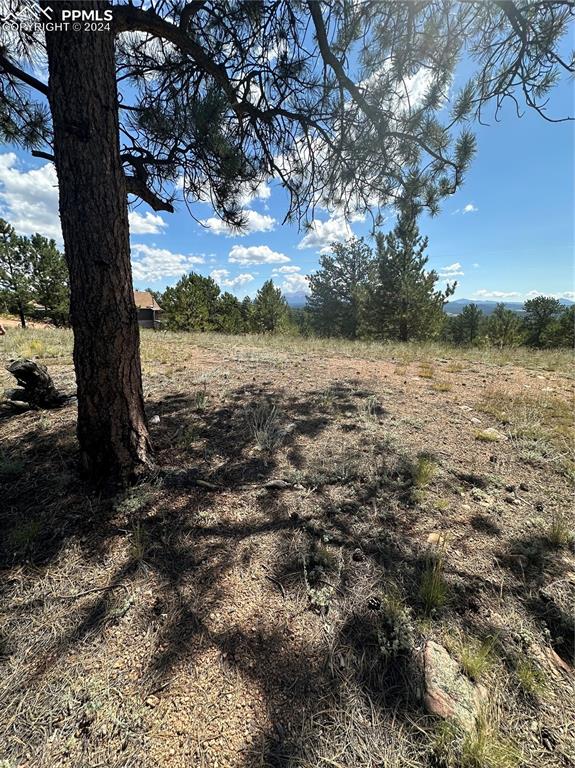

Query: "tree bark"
left=18, top=299, right=26, bottom=328
left=44, top=1, right=153, bottom=483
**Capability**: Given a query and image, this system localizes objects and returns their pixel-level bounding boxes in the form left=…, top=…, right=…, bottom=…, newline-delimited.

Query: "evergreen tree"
left=0, top=219, right=33, bottom=328
left=307, top=237, right=372, bottom=338
left=161, top=273, right=221, bottom=331
left=1, top=1, right=570, bottom=481
left=556, top=306, right=575, bottom=349
left=29, top=234, right=70, bottom=325
left=539, top=305, right=575, bottom=348
left=523, top=296, right=563, bottom=347
left=364, top=215, right=455, bottom=341
left=456, top=303, right=484, bottom=345
left=487, top=303, right=523, bottom=347
left=289, top=307, right=313, bottom=338
left=240, top=296, right=255, bottom=334
left=217, top=292, right=244, bottom=334
left=253, top=280, right=288, bottom=334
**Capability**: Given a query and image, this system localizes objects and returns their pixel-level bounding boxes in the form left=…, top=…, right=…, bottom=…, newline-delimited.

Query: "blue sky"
left=0, top=57, right=573, bottom=303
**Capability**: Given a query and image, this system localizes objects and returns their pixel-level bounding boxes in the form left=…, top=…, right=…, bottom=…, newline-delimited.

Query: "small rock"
left=545, top=647, right=574, bottom=676
left=470, top=417, right=482, bottom=425
left=504, top=495, right=515, bottom=504
left=420, top=640, right=486, bottom=733
left=519, top=482, right=529, bottom=492
left=427, top=532, right=446, bottom=547
left=505, top=484, right=516, bottom=493
left=481, top=427, right=507, bottom=442
left=264, top=479, right=291, bottom=489
left=149, top=415, right=161, bottom=425
left=145, top=695, right=160, bottom=707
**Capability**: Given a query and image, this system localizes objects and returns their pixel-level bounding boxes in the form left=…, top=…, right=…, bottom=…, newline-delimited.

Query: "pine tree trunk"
left=44, top=1, right=153, bottom=483
left=18, top=300, right=26, bottom=329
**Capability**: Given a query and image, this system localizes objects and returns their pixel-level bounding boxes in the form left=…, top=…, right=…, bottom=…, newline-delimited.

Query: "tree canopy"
left=0, top=218, right=69, bottom=326
left=1, top=1, right=573, bottom=226
left=307, top=237, right=372, bottom=339
left=363, top=215, right=455, bottom=341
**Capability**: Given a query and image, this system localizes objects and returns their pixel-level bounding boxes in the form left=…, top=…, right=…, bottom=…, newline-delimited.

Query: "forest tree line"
left=1, top=213, right=572, bottom=349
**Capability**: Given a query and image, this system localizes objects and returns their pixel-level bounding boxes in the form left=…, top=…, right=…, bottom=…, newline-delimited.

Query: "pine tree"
left=307, top=238, right=372, bottom=339
left=487, top=303, right=523, bottom=347
left=455, top=303, right=484, bottom=345
left=217, top=292, right=244, bottom=334
left=523, top=296, right=563, bottom=347
left=552, top=306, right=575, bottom=349
left=253, top=280, right=288, bottom=334
left=364, top=215, right=455, bottom=342
left=0, top=219, right=34, bottom=328
left=29, top=234, right=70, bottom=325
left=240, top=296, right=255, bottom=334
left=161, top=273, right=221, bottom=331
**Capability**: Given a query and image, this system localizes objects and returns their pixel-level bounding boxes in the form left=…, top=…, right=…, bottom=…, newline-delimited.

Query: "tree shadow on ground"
left=0, top=382, right=570, bottom=766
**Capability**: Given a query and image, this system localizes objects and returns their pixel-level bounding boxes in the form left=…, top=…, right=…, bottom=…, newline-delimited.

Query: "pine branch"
left=0, top=54, right=49, bottom=96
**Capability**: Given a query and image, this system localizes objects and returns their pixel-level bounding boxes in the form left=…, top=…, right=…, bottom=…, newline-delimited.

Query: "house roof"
left=133, top=290, right=162, bottom=311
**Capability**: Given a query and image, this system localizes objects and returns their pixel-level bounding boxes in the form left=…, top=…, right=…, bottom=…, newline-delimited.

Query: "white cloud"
left=452, top=203, right=479, bottom=216
left=298, top=217, right=353, bottom=254
left=201, top=209, right=276, bottom=236
left=473, top=262, right=480, bottom=268
left=272, top=265, right=301, bottom=274
left=438, top=261, right=464, bottom=278
left=131, top=244, right=204, bottom=282
left=472, top=289, right=522, bottom=300
left=210, top=268, right=255, bottom=288
left=129, top=210, right=167, bottom=234
left=0, top=152, right=62, bottom=242
left=525, top=290, right=575, bottom=301
left=0, top=153, right=172, bottom=244
left=238, top=180, right=271, bottom=207
left=228, top=244, right=290, bottom=266
left=280, top=273, right=310, bottom=294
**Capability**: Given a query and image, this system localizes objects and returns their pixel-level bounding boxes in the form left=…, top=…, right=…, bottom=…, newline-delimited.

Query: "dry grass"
left=1, top=326, right=574, bottom=768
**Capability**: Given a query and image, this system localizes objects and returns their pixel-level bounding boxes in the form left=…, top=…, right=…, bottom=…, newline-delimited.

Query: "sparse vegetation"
left=432, top=379, right=452, bottom=392
left=514, top=658, right=548, bottom=698
left=433, top=718, right=521, bottom=768
left=546, top=509, right=573, bottom=548
left=419, top=547, right=449, bottom=613
left=460, top=716, right=521, bottom=768
left=418, top=363, right=435, bottom=379
left=244, top=400, right=285, bottom=453
left=0, top=328, right=573, bottom=768
left=412, top=453, right=438, bottom=488
left=458, top=635, right=496, bottom=681
left=128, top=520, right=149, bottom=564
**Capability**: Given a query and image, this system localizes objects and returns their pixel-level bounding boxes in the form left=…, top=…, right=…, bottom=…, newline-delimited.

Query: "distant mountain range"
left=284, top=293, right=574, bottom=314
left=444, top=298, right=574, bottom=316
left=284, top=290, right=308, bottom=308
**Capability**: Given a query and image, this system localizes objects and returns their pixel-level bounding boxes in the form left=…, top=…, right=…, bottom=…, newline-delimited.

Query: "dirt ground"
left=1, top=330, right=574, bottom=768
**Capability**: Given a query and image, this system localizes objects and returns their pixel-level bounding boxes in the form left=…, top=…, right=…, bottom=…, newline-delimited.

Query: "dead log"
left=4, top=358, right=73, bottom=408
